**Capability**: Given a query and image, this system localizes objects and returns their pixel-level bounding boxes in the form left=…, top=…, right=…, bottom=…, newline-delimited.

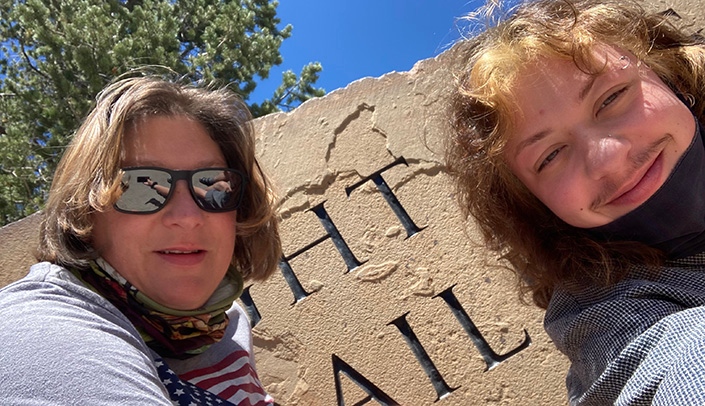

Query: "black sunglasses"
left=115, top=167, right=247, bottom=214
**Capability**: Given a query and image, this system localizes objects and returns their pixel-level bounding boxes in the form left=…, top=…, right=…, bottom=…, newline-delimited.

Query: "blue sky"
left=249, top=0, right=483, bottom=106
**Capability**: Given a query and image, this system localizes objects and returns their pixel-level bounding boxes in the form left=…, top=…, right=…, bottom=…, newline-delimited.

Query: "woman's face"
left=91, top=115, right=238, bottom=310
left=505, top=46, right=696, bottom=228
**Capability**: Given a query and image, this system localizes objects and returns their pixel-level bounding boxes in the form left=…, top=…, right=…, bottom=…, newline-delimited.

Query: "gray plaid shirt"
left=545, top=253, right=705, bottom=405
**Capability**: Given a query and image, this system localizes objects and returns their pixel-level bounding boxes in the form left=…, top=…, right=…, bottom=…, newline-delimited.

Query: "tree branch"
left=19, top=40, right=50, bottom=80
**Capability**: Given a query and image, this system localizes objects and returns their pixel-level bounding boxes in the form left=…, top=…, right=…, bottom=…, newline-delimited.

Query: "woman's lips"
left=608, top=151, right=664, bottom=207
left=156, top=249, right=207, bottom=266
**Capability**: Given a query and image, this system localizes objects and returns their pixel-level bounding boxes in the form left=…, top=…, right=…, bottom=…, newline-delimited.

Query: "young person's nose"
left=583, top=133, right=630, bottom=180
left=161, top=180, right=204, bottom=228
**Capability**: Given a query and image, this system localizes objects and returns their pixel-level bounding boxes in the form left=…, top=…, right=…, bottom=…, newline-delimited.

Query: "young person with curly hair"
left=447, top=0, right=705, bottom=403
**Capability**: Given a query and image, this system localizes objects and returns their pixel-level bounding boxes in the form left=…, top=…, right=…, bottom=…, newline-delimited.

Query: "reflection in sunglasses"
left=115, top=167, right=246, bottom=214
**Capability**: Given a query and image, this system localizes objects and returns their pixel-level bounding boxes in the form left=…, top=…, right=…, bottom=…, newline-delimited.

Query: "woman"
left=447, top=0, right=705, bottom=404
left=0, top=75, right=281, bottom=405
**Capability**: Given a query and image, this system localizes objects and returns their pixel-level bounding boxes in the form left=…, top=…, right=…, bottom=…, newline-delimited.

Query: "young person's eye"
left=598, top=87, right=628, bottom=112
left=537, top=146, right=565, bottom=172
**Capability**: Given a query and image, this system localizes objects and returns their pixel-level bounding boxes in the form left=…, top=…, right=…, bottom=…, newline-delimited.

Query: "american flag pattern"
left=156, top=351, right=274, bottom=406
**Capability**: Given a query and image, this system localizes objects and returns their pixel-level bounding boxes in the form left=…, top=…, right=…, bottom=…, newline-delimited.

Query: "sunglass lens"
left=191, top=169, right=244, bottom=212
left=116, top=169, right=172, bottom=213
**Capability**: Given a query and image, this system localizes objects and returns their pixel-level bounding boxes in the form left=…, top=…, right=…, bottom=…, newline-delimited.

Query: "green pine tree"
left=0, top=0, right=324, bottom=225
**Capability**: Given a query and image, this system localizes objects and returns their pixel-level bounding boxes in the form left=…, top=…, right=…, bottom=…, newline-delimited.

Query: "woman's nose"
left=161, top=181, right=204, bottom=228
left=583, top=134, right=630, bottom=180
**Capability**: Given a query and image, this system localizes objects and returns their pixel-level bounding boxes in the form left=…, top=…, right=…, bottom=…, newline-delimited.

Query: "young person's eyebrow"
left=514, top=71, right=603, bottom=158
left=578, top=75, right=598, bottom=102
left=514, top=129, right=550, bottom=157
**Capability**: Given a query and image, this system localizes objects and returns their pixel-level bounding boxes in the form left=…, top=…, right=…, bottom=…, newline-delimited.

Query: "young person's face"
left=91, top=115, right=238, bottom=310
left=505, top=46, right=696, bottom=228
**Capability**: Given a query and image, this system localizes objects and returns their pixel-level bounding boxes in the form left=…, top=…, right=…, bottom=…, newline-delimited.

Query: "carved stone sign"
left=245, top=46, right=569, bottom=404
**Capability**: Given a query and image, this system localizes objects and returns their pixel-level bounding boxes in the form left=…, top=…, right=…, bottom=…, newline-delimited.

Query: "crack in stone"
left=332, top=103, right=375, bottom=135
left=278, top=171, right=359, bottom=217
left=325, top=103, right=376, bottom=162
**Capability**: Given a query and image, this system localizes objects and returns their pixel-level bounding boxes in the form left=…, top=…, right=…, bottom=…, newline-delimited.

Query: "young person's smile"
left=506, top=46, right=696, bottom=228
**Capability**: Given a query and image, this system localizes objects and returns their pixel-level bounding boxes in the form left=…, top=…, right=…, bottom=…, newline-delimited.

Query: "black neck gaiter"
left=588, top=121, right=705, bottom=259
